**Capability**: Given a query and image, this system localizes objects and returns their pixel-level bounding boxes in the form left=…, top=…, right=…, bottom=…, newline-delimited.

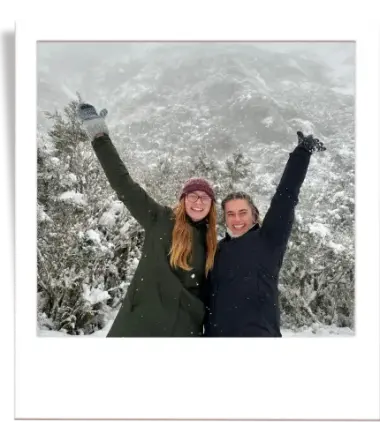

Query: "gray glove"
left=77, top=103, right=109, bottom=141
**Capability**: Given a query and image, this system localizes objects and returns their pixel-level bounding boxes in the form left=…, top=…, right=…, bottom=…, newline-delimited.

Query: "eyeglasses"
left=186, top=193, right=212, bottom=204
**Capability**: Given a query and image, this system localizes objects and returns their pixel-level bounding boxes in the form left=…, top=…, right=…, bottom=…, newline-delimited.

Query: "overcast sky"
left=38, top=41, right=354, bottom=60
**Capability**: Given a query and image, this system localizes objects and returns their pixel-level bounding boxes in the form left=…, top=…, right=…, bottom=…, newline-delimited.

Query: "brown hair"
left=221, top=191, right=261, bottom=225
left=169, top=199, right=217, bottom=276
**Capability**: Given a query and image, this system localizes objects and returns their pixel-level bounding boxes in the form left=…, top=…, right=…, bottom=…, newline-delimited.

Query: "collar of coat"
left=185, top=214, right=208, bottom=229
left=224, top=223, right=260, bottom=241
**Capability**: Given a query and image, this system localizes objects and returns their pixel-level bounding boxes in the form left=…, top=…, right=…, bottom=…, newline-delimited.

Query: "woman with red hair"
left=77, top=103, right=217, bottom=337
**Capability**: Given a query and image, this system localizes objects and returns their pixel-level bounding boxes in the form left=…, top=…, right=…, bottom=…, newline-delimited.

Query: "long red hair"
left=169, top=199, right=217, bottom=275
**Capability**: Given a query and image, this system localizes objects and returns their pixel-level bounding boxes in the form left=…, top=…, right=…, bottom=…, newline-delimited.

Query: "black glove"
left=297, top=131, right=326, bottom=153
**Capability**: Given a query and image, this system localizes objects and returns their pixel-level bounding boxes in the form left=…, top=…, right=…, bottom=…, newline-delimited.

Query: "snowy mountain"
left=37, top=42, right=355, bottom=212
left=37, top=42, right=354, bottom=148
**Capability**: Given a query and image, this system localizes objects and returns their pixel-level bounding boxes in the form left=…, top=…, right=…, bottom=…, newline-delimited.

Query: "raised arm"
left=77, top=103, right=164, bottom=229
left=260, top=131, right=325, bottom=248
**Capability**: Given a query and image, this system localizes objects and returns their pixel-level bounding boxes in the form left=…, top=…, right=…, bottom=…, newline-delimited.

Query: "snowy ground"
left=281, top=324, right=354, bottom=337
left=38, top=322, right=354, bottom=337
left=37, top=309, right=354, bottom=338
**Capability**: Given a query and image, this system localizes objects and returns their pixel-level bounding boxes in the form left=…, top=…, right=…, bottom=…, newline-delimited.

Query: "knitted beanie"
left=180, top=178, right=215, bottom=201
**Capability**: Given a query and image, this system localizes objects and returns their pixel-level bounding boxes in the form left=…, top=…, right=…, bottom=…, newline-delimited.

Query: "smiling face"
left=224, top=198, right=256, bottom=237
left=184, top=191, right=212, bottom=221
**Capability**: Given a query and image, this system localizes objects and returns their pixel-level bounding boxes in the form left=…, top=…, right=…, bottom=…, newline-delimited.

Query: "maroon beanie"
left=180, top=178, right=215, bottom=201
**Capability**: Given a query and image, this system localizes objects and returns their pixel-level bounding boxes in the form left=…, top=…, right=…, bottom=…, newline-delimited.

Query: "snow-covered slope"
left=37, top=42, right=354, bottom=149
left=37, top=42, right=355, bottom=213
left=37, top=43, right=355, bottom=219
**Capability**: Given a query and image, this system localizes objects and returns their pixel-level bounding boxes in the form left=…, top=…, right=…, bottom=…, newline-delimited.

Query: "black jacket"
left=204, top=145, right=312, bottom=337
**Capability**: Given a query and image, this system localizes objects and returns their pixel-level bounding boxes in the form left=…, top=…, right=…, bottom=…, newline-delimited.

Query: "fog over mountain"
left=37, top=42, right=354, bottom=145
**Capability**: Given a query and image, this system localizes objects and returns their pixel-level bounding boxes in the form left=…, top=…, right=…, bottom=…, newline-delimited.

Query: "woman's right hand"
left=81, top=106, right=165, bottom=229
left=77, top=103, right=109, bottom=141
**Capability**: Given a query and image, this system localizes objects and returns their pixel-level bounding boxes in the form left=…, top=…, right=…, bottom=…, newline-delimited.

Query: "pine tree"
left=224, top=149, right=251, bottom=192
left=37, top=97, right=143, bottom=334
left=279, top=216, right=354, bottom=330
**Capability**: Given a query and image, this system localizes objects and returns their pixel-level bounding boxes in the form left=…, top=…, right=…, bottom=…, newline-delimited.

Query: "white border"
left=16, top=18, right=379, bottom=420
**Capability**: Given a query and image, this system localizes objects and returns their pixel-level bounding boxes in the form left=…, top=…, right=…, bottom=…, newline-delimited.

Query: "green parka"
left=92, top=134, right=209, bottom=337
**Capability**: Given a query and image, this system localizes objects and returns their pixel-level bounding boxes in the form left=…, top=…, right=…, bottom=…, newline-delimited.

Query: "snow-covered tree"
left=37, top=97, right=143, bottom=334
left=279, top=215, right=354, bottom=329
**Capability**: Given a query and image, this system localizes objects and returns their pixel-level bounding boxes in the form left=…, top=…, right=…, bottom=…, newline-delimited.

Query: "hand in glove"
left=77, top=103, right=109, bottom=141
left=297, top=131, right=326, bottom=153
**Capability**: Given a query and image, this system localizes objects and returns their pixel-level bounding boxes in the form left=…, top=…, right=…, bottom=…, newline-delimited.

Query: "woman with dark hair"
left=204, top=131, right=326, bottom=337
left=77, top=103, right=217, bottom=337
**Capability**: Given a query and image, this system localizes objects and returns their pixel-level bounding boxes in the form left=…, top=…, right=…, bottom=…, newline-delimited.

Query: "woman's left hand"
left=297, top=131, right=326, bottom=153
